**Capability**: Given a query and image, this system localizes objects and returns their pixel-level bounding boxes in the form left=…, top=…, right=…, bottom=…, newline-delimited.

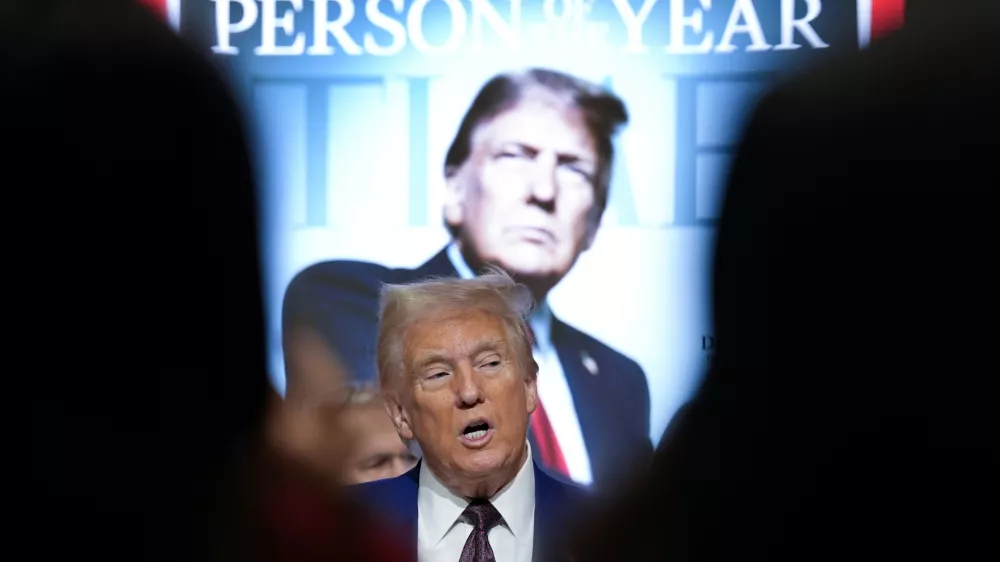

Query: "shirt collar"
left=489, top=445, right=535, bottom=543
left=446, top=242, right=477, bottom=280
left=418, top=444, right=536, bottom=547
left=445, top=243, right=554, bottom=352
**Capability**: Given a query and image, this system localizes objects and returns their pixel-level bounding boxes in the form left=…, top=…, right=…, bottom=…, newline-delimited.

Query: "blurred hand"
left=267, top=327, right=353, bottom=489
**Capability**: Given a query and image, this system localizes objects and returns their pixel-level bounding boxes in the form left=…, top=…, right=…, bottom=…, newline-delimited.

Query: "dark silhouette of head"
left=20, top=2, right=268, bottom=559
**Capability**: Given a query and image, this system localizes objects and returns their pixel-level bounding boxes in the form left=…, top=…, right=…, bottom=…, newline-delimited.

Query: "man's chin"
left=492, top=252, right=564, bottom=281
left=457, top=450, right=509, bottom=476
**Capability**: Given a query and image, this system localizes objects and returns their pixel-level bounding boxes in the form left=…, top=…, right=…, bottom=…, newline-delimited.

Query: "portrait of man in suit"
left=283, top=67, right=653, bottom=488
left=351, top=271, right=588, bottom=562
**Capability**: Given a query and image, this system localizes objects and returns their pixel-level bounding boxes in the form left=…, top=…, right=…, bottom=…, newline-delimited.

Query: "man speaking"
left=351, top=271, right=587, bottom=562
left=283, top=68, right=652, bottom=488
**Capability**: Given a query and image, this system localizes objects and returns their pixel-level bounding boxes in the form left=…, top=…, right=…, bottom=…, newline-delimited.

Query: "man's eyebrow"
left=412, top=339, right=506, bottom=370
left=509, top=142, right=538, bottom=155
left=469, top=339, right=505, bottom=357
left=522, top=142, right=594, bottom=163
left=413, top=351, right=452, bottom=371
left=557, top=151, right=593, bottom=165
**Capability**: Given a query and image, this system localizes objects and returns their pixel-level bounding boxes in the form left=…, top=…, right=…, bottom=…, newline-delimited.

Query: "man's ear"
left=383, top=391, right=414, bottom=440
left=443, top=168, right=466, bottom=229
left=525, top=359, right=539, bottom=415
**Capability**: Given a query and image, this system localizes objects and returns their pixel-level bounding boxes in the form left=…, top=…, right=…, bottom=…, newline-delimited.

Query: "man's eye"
left=561, top=163, right=593, bottom=180
left=429, top=371, right=448, bottom=379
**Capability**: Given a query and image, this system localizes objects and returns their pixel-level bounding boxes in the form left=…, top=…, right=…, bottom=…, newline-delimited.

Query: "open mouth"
left=461, top=419, right=493, bottom=442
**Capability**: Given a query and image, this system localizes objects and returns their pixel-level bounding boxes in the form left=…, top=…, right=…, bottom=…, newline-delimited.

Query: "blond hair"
left=376, top=267, right=535, bottom=390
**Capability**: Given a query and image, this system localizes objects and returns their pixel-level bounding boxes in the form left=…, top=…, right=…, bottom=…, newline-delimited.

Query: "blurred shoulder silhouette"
left=571, top=1, right=998, bottom=560
left=17, top=1, right=266, bottom=559
left=16, top=1, right=409, bottom=560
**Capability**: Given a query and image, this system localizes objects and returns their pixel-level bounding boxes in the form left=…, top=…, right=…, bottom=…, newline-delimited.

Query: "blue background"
left=184, top=0, right=861, bottom=443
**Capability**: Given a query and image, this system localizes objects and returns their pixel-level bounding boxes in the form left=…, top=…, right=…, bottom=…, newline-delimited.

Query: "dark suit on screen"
left=283, top=247, right=653, bottom=489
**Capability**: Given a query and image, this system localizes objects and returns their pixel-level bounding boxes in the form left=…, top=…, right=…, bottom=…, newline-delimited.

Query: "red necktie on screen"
left=137, top=0, right=167, bottom=20
left=526, top=325, right=570, bottom=478
left=459, top=500, right=503, bottom=562
left=871, top=0, right=906, bottom=41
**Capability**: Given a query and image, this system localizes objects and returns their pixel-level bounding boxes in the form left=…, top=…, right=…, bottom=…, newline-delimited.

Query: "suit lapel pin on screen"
left=580, top=351, right=599, bottom=376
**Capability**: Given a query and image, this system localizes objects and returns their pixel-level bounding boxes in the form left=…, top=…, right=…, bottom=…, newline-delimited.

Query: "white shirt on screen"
left=446, top=244, right=594, bottom=485
left=417, top=444, right=535, bottom=562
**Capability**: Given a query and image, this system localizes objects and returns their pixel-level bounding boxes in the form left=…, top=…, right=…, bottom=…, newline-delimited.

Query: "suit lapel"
left=533, top=463, right=575, bottom=562
left=550, top=318, right=606, bottom=486
left=397, top=463, right=421, bottom=553
left=409, top=247, right=458, bottom=280
left=533, top=463, right=556, bottom=560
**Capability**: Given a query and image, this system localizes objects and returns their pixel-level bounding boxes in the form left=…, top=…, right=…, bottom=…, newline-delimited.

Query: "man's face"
left=445, top=91, right=601, bottom=283
left=339, top=403, right=418, bottom=484
left=387, top=310, right=537, bottom=485
left=269, top=328, right=351, bottom=486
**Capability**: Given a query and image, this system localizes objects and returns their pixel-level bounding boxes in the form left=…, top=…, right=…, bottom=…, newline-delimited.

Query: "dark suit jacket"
left=283, top=247, right=653, bottom=489
left=348, top=461, right=590, bottom=562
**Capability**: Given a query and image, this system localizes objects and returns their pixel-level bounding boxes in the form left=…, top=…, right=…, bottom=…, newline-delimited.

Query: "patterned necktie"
left=458, top=500, right=503, bottom=562
left=525, top=324, right=571, bottom=477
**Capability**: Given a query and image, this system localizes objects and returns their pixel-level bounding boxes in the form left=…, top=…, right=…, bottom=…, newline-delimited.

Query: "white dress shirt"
left=417, top=445, right=535, bottom=562
left=446, top=244, right=594, bottom=485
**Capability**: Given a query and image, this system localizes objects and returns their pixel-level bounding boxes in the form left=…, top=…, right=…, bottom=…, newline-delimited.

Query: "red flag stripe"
left=871, top=0, right=906, bottom=40
left=137, top=0, right=179, bottom=30
left=137, top=0, right=167, bottom=20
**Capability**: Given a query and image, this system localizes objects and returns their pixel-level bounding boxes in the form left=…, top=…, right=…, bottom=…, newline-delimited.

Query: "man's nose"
left=453, top=367, right=483, bottom=407
left=527, top=152, right=558, bottom=204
